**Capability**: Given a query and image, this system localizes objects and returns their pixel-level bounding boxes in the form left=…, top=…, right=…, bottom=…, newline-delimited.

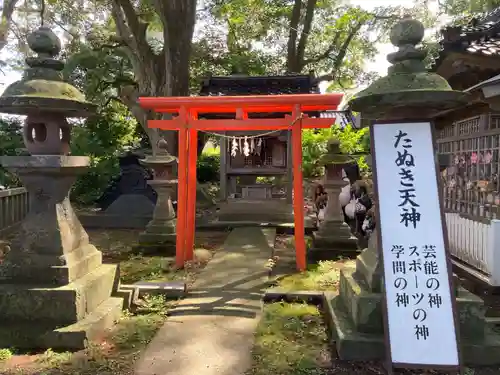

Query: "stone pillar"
left=0, top=26, right=123, bottom=349
left=309, top=139, right=358, bottom=262
left=328, top=16, right=500, bottom=366
left=138, top=139, right=178, bottom=253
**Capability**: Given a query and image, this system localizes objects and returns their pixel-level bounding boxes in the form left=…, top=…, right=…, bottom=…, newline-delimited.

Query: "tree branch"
left=303, top=31, right=341, bottom=66
left=0, top=0, right=21, bottom=52
left=110, top=0, right=135, bottom=49
left=296, top=0, right=317, bottom=71
left=113, top=0, right=152, bottom=59
left=315, top=22, right=364, bottom=83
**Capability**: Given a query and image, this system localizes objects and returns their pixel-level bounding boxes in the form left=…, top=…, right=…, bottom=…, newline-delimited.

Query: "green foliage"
left=302, top=124, right=370, bottom=178
left=0, top=348, right=13, bottom=362
left=440, top=0, right=500, bottom=18
left=197, top=153, right=220, bottom=184
left=302, top=128, right=333, bottom=178
left=70, top=104, right=140, bottom=206
left=0, top=117, right=24, bottom=187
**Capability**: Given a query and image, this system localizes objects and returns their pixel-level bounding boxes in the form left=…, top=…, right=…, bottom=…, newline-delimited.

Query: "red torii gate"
left=139, top=93, right=344, bottom=271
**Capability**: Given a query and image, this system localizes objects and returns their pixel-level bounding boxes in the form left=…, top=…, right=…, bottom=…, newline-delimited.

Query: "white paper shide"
left=373, top=122, right=459, bottom=367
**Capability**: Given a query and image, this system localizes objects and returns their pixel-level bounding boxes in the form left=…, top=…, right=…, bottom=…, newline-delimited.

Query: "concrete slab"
left=134, top=227, right=277, bottom=375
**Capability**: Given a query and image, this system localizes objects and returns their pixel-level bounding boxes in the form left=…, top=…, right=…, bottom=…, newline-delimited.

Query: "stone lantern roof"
left=349, top=17, right=469, bottom=119
left=319, top=138, right=354, bottom=165
left=0, top=26, right=96, bottom=117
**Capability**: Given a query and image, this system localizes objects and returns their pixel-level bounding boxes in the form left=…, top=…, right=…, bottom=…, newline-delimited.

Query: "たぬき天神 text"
left=394, top=130, right=421, bottom=229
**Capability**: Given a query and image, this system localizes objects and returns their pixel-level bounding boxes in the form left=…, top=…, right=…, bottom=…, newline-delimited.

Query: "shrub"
left=197, top=153, right=220, bottom=183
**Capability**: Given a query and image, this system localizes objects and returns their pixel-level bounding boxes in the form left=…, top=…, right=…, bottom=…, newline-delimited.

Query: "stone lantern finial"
left=0, top=26, right=96, bottom=155
left=349, top=17, right=469, bottom=120
left=320, top=138, right=353, bottom=167
left=0, top=26, right=95, bottom=117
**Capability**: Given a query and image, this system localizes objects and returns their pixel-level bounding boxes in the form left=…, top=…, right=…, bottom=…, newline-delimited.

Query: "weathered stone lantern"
left=138, top=138, right=178, bottom=253
left=329, top=16, right=500, bottom=365
left=0, top=26, right=122, bottom=349
left=309, top=138, right=357, bottom=262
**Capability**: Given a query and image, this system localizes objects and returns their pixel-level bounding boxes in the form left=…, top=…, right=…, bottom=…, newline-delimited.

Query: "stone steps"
left=0, top=296, right=123, bottom=349
left=62, top=244, right=104, bottom=283
left=1, top=244, right=104, bottom=285
left=0, top=263, right=118, bottom=324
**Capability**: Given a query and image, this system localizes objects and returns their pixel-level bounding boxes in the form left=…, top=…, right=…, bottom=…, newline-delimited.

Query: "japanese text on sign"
left=372, top=122, right=459, bottom=367
left=394, top=130, right=421, bottom=229
left=391, top=244, right=441, bottom=341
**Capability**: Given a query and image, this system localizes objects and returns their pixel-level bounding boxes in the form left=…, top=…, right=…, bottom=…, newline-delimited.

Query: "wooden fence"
left=445, top=212, right=500, bottom=286
left=0, top=187, right=29, bottom=235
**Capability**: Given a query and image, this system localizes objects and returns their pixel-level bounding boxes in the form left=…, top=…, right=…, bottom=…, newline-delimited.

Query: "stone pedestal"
left=327, top=229, right=500, bottom=365
left=217, top=198, right=295, bottom=224
left=310, top=181, right=357, bottom=261
left=0, top=156, right=122, bottom=349
left=136, top=145, right=178, bottom=254
left=138, top=180, right=177, bottom=253
left=309, top=142, right=358, bottom=262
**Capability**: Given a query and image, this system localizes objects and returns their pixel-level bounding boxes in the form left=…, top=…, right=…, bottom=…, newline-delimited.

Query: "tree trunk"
left=111, top=0, right=198, bottom=157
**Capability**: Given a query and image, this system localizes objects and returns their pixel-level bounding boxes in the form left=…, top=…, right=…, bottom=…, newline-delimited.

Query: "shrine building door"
left=139, top=93, right=343, bottom=271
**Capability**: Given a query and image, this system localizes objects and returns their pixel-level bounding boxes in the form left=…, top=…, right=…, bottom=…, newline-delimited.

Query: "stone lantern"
left=309, top=138, right=358, bottom=262
left=0, top=26, right=122, bottom=349
left=329, top=17, right=500, bottom=365
left=138, top=138, right=178, bottom=253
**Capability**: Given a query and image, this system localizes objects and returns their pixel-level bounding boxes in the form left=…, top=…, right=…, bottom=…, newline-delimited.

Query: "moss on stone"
left=357, top=72, right=453, bottom=98
left=2, top=80, right=86, bottom=102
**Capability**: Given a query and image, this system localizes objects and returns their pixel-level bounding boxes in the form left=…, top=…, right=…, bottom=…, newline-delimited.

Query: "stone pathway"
left=134, top=227, right=277, bottom=375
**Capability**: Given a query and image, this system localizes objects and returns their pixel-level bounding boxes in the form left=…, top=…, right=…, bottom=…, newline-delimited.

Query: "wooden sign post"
left=371, top=121, right=460, bottom=371
left=348, top=16, right=470, bottom=374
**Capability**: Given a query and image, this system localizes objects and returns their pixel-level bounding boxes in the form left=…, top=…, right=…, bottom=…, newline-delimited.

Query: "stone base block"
left=327, top=264, right=500, bottom=365
left=328, top=291, right=500, bottom=365
left=309, top=230, right=359, bottom=262
left=138, top=232, right=176, bottom=255
left=217, top=199, right=294, bottom=224
left=0, top=297, right=123, bottom=349
left=1, top=244, right=103, bottom=286
left=327, top=295, right=385, bottom=360
left=0, top=263, right=122, bottom=350
left=463, top=334, right=500, bottom=366
left=0, top=264, right=118, bottom=323
left=338, top=266, right=383, bottom=334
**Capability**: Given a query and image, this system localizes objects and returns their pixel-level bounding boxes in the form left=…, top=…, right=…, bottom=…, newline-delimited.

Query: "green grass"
left=118, top=254, right=180, bottom=284
left=248, top=302, right=330, bottom=375
left=0, top=294, right=174, bottom=375
left=85, top=229, right=227, bottom=285
left=272, top=260, right=354, bottom=292
left=0, top=348, right=13, bottom=362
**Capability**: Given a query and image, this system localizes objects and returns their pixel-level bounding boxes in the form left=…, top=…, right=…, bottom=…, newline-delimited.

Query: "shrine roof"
left=437, top=7, right=500, bottom=59
left=199, top=74, right=320, bottom=96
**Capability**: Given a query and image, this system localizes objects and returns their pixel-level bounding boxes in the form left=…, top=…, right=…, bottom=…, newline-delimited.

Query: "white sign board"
left=372, top=121, right=460, bottom=368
